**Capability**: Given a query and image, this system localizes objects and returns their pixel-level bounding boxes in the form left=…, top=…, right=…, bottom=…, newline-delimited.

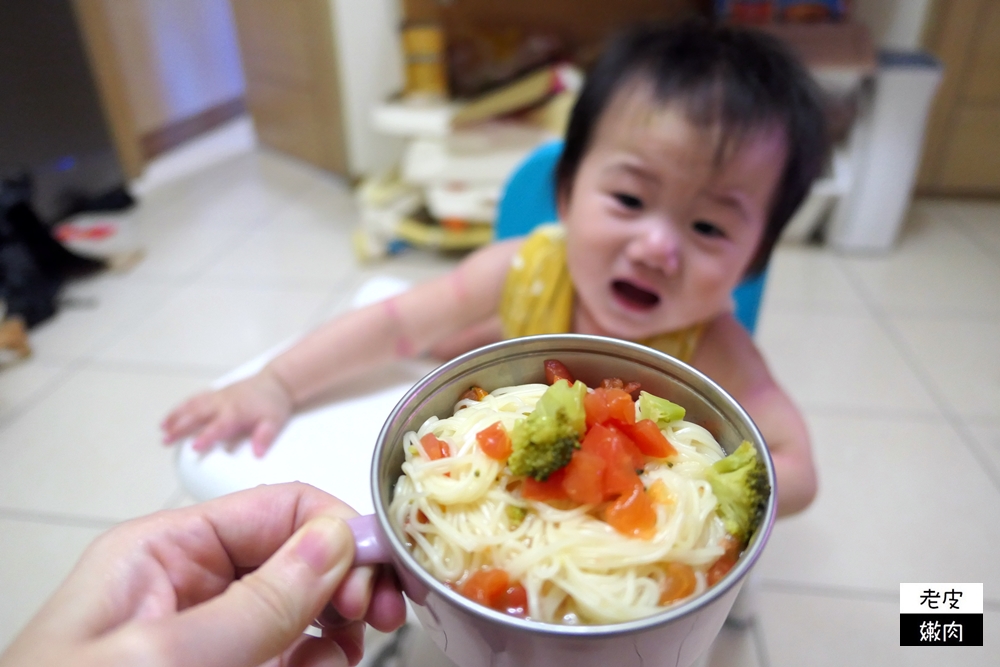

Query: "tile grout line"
left=835, top=257, right=1000, bottom=496
left=0, top=358, right=92, bottom=436
left=797, top=404, right=945, bottom=422
left=82, top=159, right=322, bottom=362
left=749, top=617, right=773, bottom=667
left=0, top=506, right=118, bottom=530
left=0, top=354, right=225, bottom=437
left=759, top=578, right=896, bottom=603
left=178, top=173, right=319, bottom=286
left=83, top=357, right=230, bottom=379
left=160, top=486, right=187, bottom=511
left=950, top=223, right=1000, bottom=263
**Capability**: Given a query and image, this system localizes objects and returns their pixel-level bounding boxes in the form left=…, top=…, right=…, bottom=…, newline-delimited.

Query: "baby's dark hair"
left=556, top=21, right=829, bottom=277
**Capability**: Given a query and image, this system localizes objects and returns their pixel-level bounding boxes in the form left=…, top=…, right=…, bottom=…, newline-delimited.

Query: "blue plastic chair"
left=494, top=140, right=767, bottom=334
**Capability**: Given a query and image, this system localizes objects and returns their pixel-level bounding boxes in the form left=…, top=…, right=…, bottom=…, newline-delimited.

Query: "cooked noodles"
left=389, top=382, right=734, bottom=625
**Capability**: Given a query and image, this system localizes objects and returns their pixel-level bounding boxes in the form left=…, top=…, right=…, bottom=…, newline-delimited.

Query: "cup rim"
left=370, top=333, right=777, bottom=637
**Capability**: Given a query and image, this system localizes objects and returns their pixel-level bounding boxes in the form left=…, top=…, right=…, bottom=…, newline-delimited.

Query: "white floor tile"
left=160, top=486, right=199, bottom=510
left=839, top=214, right=1000, bottom=317
left=311, top=251, right=460, bottom=323
left=0, top=366, right=211, bottom=521
left=762, top=244, right=867, bottom=314
left=756, top=311, right=940, bottom=414
left=201, top=227, right=357, bottom=289
left=756, top=412, right=1000, bottom=594
left=259, top=180, right=359, bottom=236
left=27, top=275, right=176, bottom=363
left=702, top=623, right=763, bottom=667
left=131, top=116, right=257, bottom=197
left=162, top=180, right=295, bottom=233
left=96, top=283, right=330, bottom=372
left=757, top=589, right=995, bottom=667
left=887, top=316, right=1000, bottom=420
left=135, top=150, right=313, bottom=219
left=913, top=199, right=1000, bottom=259
left=127, top=217, right=250, bottom=281
left=953, top=220, right=1000, bottom=259
left=965, top=419, right=1000, bottom=478
left=0, top=360, right=66, bottom=424
left=0, top=517, right=104, bottom=650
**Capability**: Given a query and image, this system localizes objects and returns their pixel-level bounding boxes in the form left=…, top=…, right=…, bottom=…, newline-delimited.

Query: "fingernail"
left=294, top=516, right=352, bottom=575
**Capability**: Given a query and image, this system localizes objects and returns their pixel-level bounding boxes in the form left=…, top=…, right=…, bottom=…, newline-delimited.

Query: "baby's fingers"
left=190, top=415, right=250, bottom=453
left=162, top=396, right=217, bottom=443
left=250, top=420, right=281, bottom=458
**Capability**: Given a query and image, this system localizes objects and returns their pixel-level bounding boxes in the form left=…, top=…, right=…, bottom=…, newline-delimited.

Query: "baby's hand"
left=161, top=368, right=294, bottom=457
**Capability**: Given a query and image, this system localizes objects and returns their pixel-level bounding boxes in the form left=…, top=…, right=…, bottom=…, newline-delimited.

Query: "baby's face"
left=561, top=91, right=787, bottom=340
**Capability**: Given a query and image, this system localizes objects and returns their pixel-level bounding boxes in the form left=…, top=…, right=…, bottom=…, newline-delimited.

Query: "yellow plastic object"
left=395, top=214, right=493, bottom=251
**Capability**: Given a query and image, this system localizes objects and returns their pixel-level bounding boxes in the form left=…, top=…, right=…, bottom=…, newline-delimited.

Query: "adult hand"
left=161, top=368, right=294, bottom=457
left=0, top=483, right=406, bottom=667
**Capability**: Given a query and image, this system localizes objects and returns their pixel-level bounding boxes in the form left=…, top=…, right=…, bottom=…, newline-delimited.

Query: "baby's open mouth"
left=611, top=280, right=660, bottom=310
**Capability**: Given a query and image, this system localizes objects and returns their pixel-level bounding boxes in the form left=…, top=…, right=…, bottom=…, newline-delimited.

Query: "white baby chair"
left=174, top=275, right=435, bottom=515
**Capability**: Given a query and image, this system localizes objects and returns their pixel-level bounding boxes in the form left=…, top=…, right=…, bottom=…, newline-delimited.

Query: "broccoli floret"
left=506, top=505, right=527, bottom=527
left=638, top=391, right=686, bottom=427
left=704, top=441, right=770, bottom=546
left=508, top=379, right=587, bottom=481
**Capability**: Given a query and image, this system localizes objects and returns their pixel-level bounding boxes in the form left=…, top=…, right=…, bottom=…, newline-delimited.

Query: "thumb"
left=157, top=516, right=356, bottom=667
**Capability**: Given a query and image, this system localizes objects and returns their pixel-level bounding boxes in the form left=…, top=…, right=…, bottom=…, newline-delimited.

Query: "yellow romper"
left=499, top=225, right=705, bottom=362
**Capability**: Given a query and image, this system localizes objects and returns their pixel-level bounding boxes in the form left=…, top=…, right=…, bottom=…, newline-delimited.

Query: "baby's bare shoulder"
left=690, top=313, right=773, bottom=394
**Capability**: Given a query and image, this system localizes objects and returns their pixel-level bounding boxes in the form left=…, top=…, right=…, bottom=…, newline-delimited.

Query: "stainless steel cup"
left=348, top=334, right=776, bottom=667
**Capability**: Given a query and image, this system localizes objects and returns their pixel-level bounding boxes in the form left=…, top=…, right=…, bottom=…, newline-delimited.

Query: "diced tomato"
left=582, top=423, right=644, bottom=470
left=706, top=535, right=743, bottom=586
left=544, top=359, right=575, bottom=385
left=562, top=450, right=606, bottom=505
left=459, top=386, right=489, bottom=402
left=659, top=562, right=697, bottom=604
left=599, top=378, right=642, bottom=399
left=581, top=423, right=644, bottom=499
left=584, top=389, right=611, bottom=430
left=584, top=388, right=635, bottom=428
left=420, top=433, right=450, bottom=460
left=521, top=468, right=569, bottom=501
left=604, top=388, right=636, bottom=425
left=619, top=419, right=676, bottom=458
left=604, top=484, right=657, bottom=538
left=600, top=377, right=624, bottom=390
left=476, top=421, right=512, bottom=461
left=499, top=583, right=528, bottom=617
left=459, top=569, right=528, bottom=617
left=706, top=554, right=737, bottom=586
left=603, top=459, right=643, bottom=498
left=459, top=568, right=510, bottom=608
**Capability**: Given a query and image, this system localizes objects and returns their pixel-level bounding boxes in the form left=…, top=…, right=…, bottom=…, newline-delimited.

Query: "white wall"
left=852, top=0, right=934, bottom=50
left=331, top=0, right=406, bottom=176
left=103, top=0, right=245, bottom=133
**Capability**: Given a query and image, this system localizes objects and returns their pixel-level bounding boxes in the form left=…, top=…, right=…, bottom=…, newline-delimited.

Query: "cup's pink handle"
left=346, top=514, right=392, bottom=566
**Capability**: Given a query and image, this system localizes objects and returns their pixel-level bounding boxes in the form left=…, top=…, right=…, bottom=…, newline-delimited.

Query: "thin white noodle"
left=390, top=384, right=729, bottom=624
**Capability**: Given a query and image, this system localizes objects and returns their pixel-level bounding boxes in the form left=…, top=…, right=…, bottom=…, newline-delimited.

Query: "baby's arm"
left=162, top=240, right=521, bottom=454
left=690, top=315, right=818, bottom=517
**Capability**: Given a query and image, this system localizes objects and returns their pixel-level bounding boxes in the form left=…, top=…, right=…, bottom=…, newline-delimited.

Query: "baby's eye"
left=692, top=220, right=726, bottom=238
left=613, top=193, right=643, bottom=210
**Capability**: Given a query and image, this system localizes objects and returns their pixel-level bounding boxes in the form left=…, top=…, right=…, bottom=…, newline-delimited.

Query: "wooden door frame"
left=916, top=0, right=1000, bottom=196
left=70, top=0, right=146, bottom=180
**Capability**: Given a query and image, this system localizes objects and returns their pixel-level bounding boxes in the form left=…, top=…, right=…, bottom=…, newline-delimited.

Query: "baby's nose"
left=630, top=223, right=681, bottom=275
